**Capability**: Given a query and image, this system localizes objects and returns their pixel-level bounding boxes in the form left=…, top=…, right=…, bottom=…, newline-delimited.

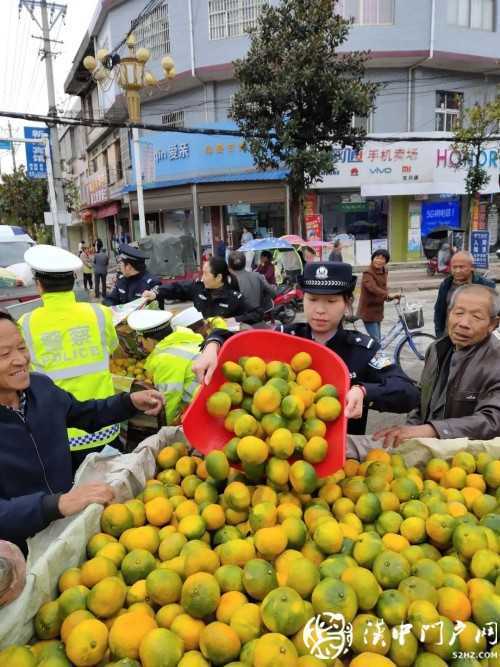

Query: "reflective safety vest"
left=144, top=328, right=203, bottom=425
left=20, top=291, right=120, bottom=452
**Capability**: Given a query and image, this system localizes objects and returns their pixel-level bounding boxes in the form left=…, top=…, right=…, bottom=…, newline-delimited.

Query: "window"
left=352, top=112, right=373, bottom=132
left=435, top=91, right=463, bottom=131
left=209, top=0, right=264, bottom=40
left=161, top=110, right=185, bottom=127
left=338, top=0, right=394, bottom=25
left=135, top=1, right=170, bottom=57
left=447, top=0, right=494, bottom=30
left=114, top=141, right=123, bottom=181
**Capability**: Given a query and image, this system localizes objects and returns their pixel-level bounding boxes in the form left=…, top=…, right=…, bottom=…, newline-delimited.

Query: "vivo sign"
left=369, top=167, right=392, bottom=175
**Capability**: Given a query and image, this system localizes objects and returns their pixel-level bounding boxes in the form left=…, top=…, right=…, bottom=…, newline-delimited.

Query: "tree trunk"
left=290, top=188, right=305, bottom=237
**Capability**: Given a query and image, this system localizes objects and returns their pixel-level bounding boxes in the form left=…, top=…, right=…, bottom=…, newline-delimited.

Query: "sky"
left=0, top=0, right=100, bottom=174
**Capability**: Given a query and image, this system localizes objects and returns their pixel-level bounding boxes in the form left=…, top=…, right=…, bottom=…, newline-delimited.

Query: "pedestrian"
left=434, top=250, right=496, bottom=338
left=255, top=250, right=276, bottom=285
left=328, top=239, right=343, bottom=262
left=193, top=261, right=419, bottom=436
left=437, top=242, right=452, bottom=273
left=93, top=245, right=109, bottom=299
left=375, top=284, right=500, bottom=446
left=228, top=251, right=276, bottom=324
left=241, top=226, right=253, bottom=246
left=214, top=235, right=227, bottom=259
left=0, top=308, right=164, bottom=552
left=240, top=226, right=254, bottom=271
left=128, top=308, right=204, bottom=425
left=357, top=249, right=400, bottom=342
left=143, top=256, right=247, bottom=320
left=20, top=246, right=124, bottom=471
left=104, top=245, right=161, bottom=306
left=79, top=245, right=93, bottom=292
left=78, top=239, right=85, bottom=253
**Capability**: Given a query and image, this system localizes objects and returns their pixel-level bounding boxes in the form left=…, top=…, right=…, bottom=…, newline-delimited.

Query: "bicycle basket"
left=403, top=304, right=424, bottom=330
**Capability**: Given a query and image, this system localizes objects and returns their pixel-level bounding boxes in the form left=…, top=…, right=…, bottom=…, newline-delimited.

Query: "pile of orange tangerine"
left=0, top=444, right=499, bottom=667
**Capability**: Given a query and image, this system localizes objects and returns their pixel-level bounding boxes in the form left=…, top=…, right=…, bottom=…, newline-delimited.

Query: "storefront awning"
left=361, top=182, right=467, bottom=197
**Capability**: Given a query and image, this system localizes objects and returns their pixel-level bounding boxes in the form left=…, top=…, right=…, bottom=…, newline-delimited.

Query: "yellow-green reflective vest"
left=20, top=291, right=119, bottom=451
left=144, top=328, right=203, bottom=425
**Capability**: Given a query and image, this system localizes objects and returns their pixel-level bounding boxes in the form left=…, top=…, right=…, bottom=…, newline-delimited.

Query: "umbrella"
left=239, top=238, right=293, bottom=252
left=280, top=234, right=307, bottom=246
left=306, top=239, right=331, bottom=248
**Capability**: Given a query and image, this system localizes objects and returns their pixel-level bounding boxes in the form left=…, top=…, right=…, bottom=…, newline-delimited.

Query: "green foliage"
left=0, top=166, right=50, bottom=238
left=452, top=100, right=500, bottom=197
left=230, top=0, right=377, bottom=228
left=63, top=179, right=80, bottom=214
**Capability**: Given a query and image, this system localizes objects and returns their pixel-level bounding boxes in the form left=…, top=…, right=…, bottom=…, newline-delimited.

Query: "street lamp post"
left=83, top=34, right=175, bottom=240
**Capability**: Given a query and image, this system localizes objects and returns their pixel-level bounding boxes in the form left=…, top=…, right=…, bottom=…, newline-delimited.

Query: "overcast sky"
left=0, top=0, right=100, bottom=174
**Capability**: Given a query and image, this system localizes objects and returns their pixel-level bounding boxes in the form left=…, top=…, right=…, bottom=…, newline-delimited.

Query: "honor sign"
left=318, top=137, right=500, bottom=194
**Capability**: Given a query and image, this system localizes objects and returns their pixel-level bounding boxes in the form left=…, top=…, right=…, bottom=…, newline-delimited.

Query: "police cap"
left=171, top=307, right=204, bottom=330
left=298, top=261, right=357, bottom=295
left=127, top=309, right=173, bottom=336
left=118, top=244, right=149, bottom=262
left=24, top=244, right=82, bottom=276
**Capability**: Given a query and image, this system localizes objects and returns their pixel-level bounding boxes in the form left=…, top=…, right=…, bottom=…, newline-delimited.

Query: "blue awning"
left=122, top=169, right=289, bottom=194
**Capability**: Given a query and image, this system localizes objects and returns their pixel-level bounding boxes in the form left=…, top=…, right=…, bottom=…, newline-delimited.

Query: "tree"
left=230, top=0, right=377, bottom=233
left=0, top=166, right=52, bottom=242
left=452, top=100, right=500, bottom=243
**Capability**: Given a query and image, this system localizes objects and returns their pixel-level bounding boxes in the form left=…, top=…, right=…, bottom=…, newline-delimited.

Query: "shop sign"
left=88, top=169, right=109, bottom=205
left=407, top=202, right=422, bottom=260
left=305, top=214, right=323, bottom=241
left=24, top=127, right=49, bottom=179
left=132, top=122, right=258, bottom=183
left=319, top=139, right=500, bottom=194
left=421, top=200, right=461, bottom=237
left=228, top=203, right=252, bottom=215
left=336, top=202, right=368, bottom=213
left=470, top=230, right=490, bottom=269
left=488, top=204, right=498, bottom=246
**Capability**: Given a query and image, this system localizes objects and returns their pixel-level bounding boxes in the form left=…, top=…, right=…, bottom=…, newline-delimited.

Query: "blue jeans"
left=363, top=321, right=381, bottom=341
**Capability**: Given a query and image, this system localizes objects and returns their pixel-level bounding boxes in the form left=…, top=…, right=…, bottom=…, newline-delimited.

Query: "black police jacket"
left=104, top=271, right=161, bottom=306
left=206, top=323, right=420, bottom=435
left=155, top=281, right=247, bottom=319
left=0, top=373, right=137, bottom=552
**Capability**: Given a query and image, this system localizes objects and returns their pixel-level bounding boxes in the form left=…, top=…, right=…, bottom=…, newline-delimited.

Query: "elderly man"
left=375, top=284, right=500, bottom=447
left=0, top=310, right=164, bottom=552
left=434, top=250, right=495, bottom=338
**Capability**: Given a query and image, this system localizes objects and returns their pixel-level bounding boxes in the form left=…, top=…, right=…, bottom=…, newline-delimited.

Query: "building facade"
left=63, top=0, right=500, bottom=262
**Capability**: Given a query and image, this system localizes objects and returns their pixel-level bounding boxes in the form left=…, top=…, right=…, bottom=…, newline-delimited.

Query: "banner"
left=407, top=202, right=422, bottom=260
left=23, top=127, right=49, bottom=179
left=304, top=214, right=323, bottom=242
left=470, top=230, right=490, bottom=269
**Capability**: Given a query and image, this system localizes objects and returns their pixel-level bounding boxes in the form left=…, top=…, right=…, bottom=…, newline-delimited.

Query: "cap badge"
left=315, top=266, right=329, bottom=280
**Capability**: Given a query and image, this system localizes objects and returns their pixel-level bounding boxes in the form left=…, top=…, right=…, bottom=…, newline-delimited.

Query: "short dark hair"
left=122, top=258, right=145, bottom=272
left=0, top=310, right=16, bottom=325
left=228, top=251, right=246, bottom=271
left=36, top=272, right=75, bottom=293
left=260, top=251, right=272, bottom=261
left=143, top=323, right=173, bottom=341
left=371, top=249, right=390, bottom=263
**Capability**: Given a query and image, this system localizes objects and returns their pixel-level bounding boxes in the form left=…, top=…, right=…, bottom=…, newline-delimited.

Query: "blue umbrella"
left=238, top=238, right=293, bottom=252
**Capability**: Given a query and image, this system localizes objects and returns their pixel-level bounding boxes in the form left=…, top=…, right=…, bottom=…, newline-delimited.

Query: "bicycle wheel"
left=395, top=332, right=435, bottom=382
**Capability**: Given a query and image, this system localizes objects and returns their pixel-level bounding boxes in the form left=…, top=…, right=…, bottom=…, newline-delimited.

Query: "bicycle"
left=346, top=295, right=435, bottom=382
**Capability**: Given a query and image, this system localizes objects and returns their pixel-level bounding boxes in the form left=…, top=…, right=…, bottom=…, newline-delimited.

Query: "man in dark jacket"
left=103, top=245, right=161, bottom=306
left=375, top=284, right=500, bottom=447
left=228, top=251, right=276, bottom=324
left=93, top=246, right=109, bottom=299
left=434, top=251, right=495, bottom=338
left=0, top=311, right=165, bottom=552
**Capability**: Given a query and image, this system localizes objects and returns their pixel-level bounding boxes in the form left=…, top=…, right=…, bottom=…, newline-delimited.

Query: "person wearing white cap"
left=19, top=245, right=123, bottom=470
left=128, top=307, right=204, bottom=425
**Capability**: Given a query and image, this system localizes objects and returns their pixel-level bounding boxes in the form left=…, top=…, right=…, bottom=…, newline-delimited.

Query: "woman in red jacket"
left=357, top=249, right=399, bottom=341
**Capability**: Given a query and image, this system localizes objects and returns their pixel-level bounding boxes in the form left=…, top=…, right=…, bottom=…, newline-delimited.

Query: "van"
left=0, top=225, right=35, bottom=268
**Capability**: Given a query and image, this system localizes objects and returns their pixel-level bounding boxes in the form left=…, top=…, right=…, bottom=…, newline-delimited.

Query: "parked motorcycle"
left=265, top=279, right=304, bottom=325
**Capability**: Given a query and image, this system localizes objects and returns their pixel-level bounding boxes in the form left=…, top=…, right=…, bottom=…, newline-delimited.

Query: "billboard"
left=23, top=127, right=49, bottom=179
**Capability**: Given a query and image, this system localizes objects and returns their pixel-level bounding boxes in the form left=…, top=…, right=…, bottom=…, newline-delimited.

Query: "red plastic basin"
left=183, top=330, right=349, bottom=476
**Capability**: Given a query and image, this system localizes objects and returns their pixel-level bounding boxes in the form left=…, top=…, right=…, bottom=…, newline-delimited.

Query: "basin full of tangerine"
left=183, top=330, right=350, bottom=476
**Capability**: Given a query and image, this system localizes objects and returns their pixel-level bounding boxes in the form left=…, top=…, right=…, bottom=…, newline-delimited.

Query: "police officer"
left=104, top=244, right=161, bottom=306
left=143, top=256, right=246, bottom=319
left=193, top=262, right=420, bottom=435
left=20, top=245, right=123, bottom=470
left=127, top=307, right=203, bottom=425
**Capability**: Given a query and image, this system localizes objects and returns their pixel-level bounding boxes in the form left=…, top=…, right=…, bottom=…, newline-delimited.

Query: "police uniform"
left=128, top=308, right=202, bottom=425
left=104, top=244, right=161, bottom=306
left=153, top=280, right=246, bottom=319
left=206, top=262, right=420, bottom=435
left=21, top=245, right=122, bottom=468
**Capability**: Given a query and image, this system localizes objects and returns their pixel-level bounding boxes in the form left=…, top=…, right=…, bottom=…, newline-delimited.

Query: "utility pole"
left=19, top=0, right=67, bottom=247
left=8, top=122, right=16, bottom=171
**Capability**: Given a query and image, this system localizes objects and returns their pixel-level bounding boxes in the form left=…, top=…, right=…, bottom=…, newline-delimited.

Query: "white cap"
left=127, top=309, right=173, bottom=334
left=24, top=245, right=82, bottom=274
left=171, top=306, right=204, bottom=330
